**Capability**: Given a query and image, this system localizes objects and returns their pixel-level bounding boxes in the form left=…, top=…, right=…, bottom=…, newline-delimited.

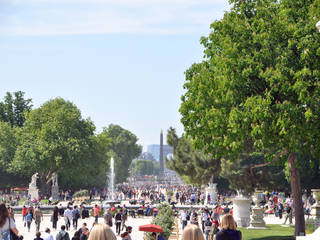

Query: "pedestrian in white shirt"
left=43, top=228, right=54, bottom=240
left=180, top=209, right=188, bottom=230
left=64, top=207, right=72, bottom=231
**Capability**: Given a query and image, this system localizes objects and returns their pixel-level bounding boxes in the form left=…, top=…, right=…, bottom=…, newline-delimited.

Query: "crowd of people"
left=1, top=184, right=318, bottom=240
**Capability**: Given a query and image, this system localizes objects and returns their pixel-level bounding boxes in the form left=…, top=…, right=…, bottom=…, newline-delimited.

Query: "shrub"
left=305, top=218, right=320, bottom=234
left=147, top=203, right=175, bottom=240
left=73, top=189, right=89, bottom=198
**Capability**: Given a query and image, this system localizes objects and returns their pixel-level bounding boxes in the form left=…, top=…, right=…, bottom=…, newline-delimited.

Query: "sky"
left=0, top=0, right=230, bottom=151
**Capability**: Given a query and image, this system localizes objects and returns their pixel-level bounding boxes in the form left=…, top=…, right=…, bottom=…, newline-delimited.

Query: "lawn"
left=239, top=224, right=295, bottom=240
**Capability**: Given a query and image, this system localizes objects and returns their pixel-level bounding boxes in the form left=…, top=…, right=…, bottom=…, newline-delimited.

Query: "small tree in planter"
left=147, top=203, right=175, bottom=240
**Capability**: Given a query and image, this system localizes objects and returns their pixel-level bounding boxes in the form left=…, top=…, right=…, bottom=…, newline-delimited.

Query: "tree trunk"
left=39, top=175, right=50, bottom=198
left=288, top=153, right=305, bottom=236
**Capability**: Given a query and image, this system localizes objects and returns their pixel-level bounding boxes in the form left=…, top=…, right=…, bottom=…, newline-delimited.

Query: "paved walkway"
left=14, top=214, right=152, bottom=240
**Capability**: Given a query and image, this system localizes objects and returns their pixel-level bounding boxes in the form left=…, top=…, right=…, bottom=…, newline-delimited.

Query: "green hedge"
left=73, top=189, right=89, bottom=198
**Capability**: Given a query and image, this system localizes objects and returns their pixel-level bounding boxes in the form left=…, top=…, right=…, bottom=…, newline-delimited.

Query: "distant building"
left=137, top=152, right=156, bottom=161
left=147, top=144, right=173, bottom=162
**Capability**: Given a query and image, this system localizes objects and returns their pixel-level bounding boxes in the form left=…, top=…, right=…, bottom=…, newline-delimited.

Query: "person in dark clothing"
left=79, top=227, right=89, bottom=240
left=115, top=209, right=123, bottom=235
left=215, top=214, right=241, bottom=240
left=58, top=205, right=64, bottom=217
left=278, top=202, right=284, bottom=219
left=56, top=225, right=70, bottom=240
left=223, top=205, right=230, bottom=214
left=52, top=206, right=59, bottom=230
left=34, top=231, right=44, bottom=240
left=72, top=231, right=81, bottom=240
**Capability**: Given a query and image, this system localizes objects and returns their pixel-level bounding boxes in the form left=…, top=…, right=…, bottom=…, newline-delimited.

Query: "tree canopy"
left=180, top=0, right=320, bottom=235
left=166, top=127, right=221, bottom=185
left=101, top=124, right=142, bottom=184
left=0, top=91, right=32, bottom=127
left=9, top=98, right=106, bottom=191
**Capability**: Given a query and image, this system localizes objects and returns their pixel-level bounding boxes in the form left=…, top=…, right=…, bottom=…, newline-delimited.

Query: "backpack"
left=60, top=232, right=69, bottom=240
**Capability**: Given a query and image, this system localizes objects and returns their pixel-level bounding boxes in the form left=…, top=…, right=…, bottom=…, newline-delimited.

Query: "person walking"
left=93, top=205, right=101, bottom=223
left=43, top=228, right=54, bottom=240
left=204, top=218, right=212, bottom=240
left=26, top=210, right=33, bottom=232
left=52, top=206, right=59, bottom=230
left=88, top=224, right=116, bottom=240
left=181, top=224, right=204, bottom=240
left=34, top=206, right=43, bottom=232
left=201, top=208, right=209, bottom=232
left=215, top=214, right=242, bottom=240
left=121, top=206, right=128, bottom=230
left=34, top=231, right=44, bottom=240
left=103, top=209, right=113, bottom=227
left=283, top=203, right=293, bottom=225
left=114, top=209, right=122, bottom=235
left=180, top=209, right=188, bottom=230
left=126, top=226, right=132, bottom=240
left=0, top=203, right=22, bottom=240
left=64, top=207, right=72, bottom=231
left=56, top=225, right=70, bottom=240
left=79, top=227, right=89, bottom=240
left=278, top=202, right=284, bottom=219
left=22, top=205, right=27, bottom=226
left=72, top=206, right=80, bottom=230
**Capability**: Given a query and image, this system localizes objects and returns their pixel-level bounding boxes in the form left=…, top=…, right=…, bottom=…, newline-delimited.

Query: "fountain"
left=109, top=157, right=115, bottom=200
left=103, top=157, right=120, bottom=207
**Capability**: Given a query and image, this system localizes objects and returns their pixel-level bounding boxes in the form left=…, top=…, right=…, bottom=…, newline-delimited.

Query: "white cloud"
left=0, top=0, right=230, bottom=36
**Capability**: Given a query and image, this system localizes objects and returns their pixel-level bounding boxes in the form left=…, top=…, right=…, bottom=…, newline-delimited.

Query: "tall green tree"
left=166, top=127, right=221, bottom=185
left=180, top=0, right=320, bottom=235
left=0, top=91, right=32, bottom=127
left=131, top=159, right=155, bottom=176
left=0, top=122, right=27, bottom=188
left=9, top=98, right=103, bottom=192
left=102, top=124, right=141, bottom=183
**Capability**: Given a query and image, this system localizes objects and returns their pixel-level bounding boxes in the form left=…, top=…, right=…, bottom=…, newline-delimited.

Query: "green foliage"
left=0, top=91, right=32, bottom=127
left=73, top=189, right=89, bottom=198
left=147, top=204, right=175, bottom=240
left=101, top=124, right=142, bottom=183
left=166, top=127, right=221, bottom=185
left=131, top=159, right=155, bottom=176
left=180, top=0, right=320, bottom=235
left=221, top=153, right=289, bottom=194
left=305, top=218, right=320, bottom=234
left=9, top=98, right=106, bottom=191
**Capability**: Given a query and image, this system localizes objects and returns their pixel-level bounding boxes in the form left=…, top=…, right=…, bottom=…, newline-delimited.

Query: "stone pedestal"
left=233, top=196, right=251, bottom=227
left=248, top=190, right=266, bottom=229
left=206, top=183, right=218, bottom=205
left=51, top=185, right=59, bottom=200
left=28, top=188, right=39, bottom=200
left=248, top=207, right=266, bottom=228
left=311, top=189, right=320, bottom=219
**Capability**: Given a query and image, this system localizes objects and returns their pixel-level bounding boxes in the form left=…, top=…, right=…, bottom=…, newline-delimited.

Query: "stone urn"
left=205, top=183, right=218, bottom=205
left=233, top=191, right=251, bottom=227
left=312, top=189, right=320, bottom=205
left=248, top=190, right=267, bottom=229
left=311, top=189, right=320, bottom=219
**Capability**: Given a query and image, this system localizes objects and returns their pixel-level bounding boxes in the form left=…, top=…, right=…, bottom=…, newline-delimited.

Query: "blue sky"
left=0, top=0, right=230, bottom=150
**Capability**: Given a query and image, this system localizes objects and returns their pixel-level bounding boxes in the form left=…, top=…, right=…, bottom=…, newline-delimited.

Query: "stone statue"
left=51, top=172, right=59, bottom=200
left=28, top=173, right=39, bottom=200
left=29, top=173, right=38, bottom=188
left=51, top=172, right=58, bottom=187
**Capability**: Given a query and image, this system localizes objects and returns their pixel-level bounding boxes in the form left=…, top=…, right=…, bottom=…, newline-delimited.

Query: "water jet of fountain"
left=108, top=157, right=115, bottom=200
